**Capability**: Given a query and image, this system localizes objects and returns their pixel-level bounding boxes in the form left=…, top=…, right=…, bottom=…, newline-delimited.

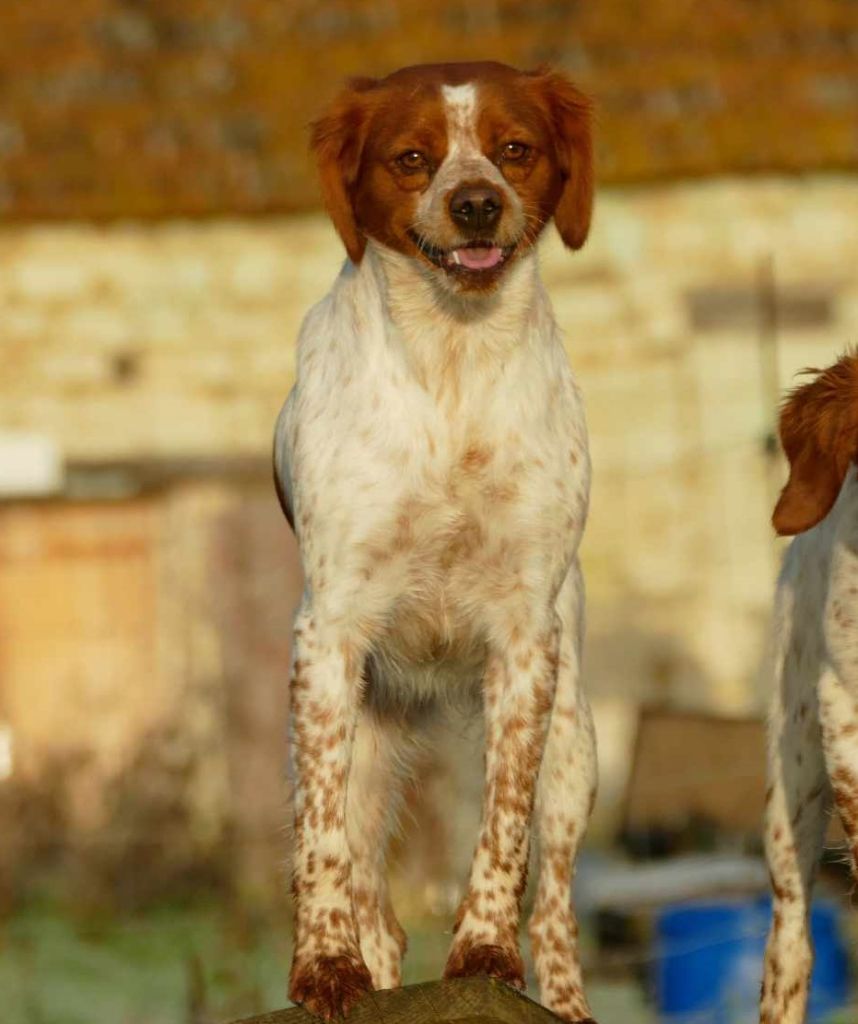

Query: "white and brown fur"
left=762, top=353, right=858, bottom=1024
left=274, top=62, right=597, bottom=1021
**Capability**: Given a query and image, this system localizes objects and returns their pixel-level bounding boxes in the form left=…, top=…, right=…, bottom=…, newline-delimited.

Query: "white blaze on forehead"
left=441, top=83, right=480, bottom=156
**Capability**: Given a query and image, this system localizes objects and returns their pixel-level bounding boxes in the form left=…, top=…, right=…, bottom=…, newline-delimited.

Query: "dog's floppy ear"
left=310, top=78, right=377, bottom=264
left=773, top=354, right=858, bottom=536
left=531, top=69, right=594, bottom=251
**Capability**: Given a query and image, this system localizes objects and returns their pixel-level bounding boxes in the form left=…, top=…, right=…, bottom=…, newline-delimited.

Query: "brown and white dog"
left=762, top=353, right=858, bottom=1024
left=274, top=62, right=597, bottom=1021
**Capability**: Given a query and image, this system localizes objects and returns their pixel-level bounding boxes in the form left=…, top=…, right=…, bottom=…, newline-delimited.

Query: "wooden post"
left=229, top=978, right=564, bottom=1023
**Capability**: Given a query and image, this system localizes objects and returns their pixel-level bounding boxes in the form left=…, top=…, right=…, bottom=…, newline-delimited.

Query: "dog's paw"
left=289, top=953, right=374, bottom=1019
left=444, top=941, right=525, bottom=990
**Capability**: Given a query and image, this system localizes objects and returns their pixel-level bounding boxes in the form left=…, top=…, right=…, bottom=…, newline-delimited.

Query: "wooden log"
left=231, top=978, right=564, bottom=1023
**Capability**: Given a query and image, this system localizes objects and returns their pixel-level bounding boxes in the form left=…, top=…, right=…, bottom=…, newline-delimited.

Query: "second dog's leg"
left=444, top=615, right=561, bottom=989
left=760, top=660, right=829, bottom=1024
left=529, top=562, right=597, bottom=1023
left=820, top=545, right=858, bottom=878
left=819, top=666, right=858, bottom=877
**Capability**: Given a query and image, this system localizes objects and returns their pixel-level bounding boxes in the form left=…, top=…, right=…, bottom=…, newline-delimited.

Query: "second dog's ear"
left=310, top=78, right=377, bottom=264
left=773, top=354, right=858, bottom=536
left=530, top=69, right=594, bottom=251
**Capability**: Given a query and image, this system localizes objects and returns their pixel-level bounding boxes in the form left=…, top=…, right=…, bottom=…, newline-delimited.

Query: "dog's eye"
left=500, top=141, right=529, bottom=162
left=397, top=150, right=428, bottom=172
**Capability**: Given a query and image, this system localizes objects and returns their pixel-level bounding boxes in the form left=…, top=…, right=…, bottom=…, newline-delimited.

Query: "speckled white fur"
left=762, top=471, right=858, bottom=1024
left=276, top=78, right=597, bottom=1024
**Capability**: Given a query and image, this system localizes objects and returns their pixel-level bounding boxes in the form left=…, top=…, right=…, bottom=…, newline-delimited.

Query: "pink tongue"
left=455, top=246, right=503, bottom=270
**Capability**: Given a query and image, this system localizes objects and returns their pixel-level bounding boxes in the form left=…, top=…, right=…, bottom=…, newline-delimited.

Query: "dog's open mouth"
left=408, top=232, right=515, bottom=274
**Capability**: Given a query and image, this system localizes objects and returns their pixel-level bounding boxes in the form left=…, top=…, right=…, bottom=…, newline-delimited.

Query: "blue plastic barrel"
left=652, top=897, right=849, bottom=1023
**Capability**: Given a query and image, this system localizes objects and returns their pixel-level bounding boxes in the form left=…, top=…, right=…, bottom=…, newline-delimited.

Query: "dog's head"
left=311, top=61, right=593, bottom=293
left=773, top=353, right=858, bottom=536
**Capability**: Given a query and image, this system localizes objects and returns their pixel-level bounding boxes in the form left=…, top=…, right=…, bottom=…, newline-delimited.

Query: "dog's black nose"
left=448, top=186, right=502, bottom=231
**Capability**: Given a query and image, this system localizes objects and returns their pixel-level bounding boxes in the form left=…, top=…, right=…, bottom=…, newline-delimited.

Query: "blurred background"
left=1, top=2, right=858, bottom=1022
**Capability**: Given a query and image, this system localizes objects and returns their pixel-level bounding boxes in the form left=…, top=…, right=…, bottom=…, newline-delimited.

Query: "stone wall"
left=2, top=174, right=858, bottom=839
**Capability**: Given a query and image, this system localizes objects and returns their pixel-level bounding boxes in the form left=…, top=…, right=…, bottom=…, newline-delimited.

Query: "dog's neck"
left=351, top=241, right=553, bottom=399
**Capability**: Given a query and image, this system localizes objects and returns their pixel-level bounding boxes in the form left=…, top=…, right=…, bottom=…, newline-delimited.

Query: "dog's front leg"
left=445, top=618, right=560, bottom=989
left=288, top=606, right=373, bottom=1019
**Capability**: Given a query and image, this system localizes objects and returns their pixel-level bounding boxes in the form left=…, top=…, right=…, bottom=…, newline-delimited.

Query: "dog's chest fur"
left=276, top=244, right=590, bottom=694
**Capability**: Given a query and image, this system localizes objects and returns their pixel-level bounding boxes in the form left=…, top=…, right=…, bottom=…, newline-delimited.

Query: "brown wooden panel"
left=0, top=500, right=161, bottom=788
left=623, top=708, right=767, bottom=834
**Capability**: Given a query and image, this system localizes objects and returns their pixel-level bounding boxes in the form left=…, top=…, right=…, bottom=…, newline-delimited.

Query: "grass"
left=0, top=899, right=853, bottom=1024
left=0, top=901, right=288, bottom=1024
left=0, top=899, right=496, bottom=1024
left=0, top=898, right=650, bottom=1024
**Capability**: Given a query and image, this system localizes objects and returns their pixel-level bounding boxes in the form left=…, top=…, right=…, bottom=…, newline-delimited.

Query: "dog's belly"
left=359, top=489, right=539, bottom=704
left=375, top=581, right=487, bottom=683
left=366, top=543, right=490, bottom=705
left=369, top=620, right=486, bottom=710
